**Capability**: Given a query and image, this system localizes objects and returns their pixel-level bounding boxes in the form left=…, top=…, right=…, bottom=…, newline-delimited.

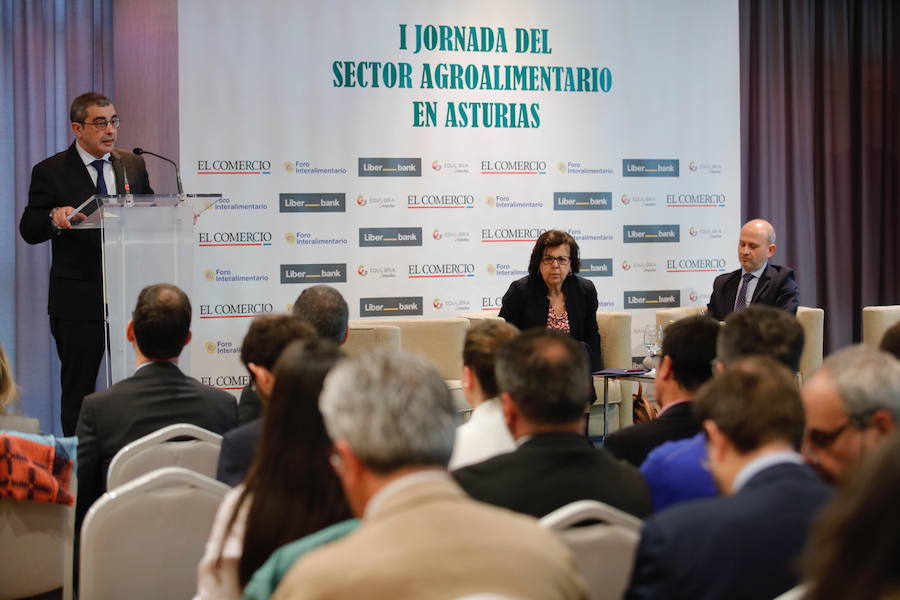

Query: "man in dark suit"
left=19, top=92, right=153, bottom=435
left=453, top=329, right=652, bottom=519
left=706, top=219, right=799, bottom=321
left=214, top=314, right=316, bottom=486
left=75, top=284, right=237, bottom=525
left=626, top=357, right=831, bottom=600
left=604, top=315, right=719, bottom=467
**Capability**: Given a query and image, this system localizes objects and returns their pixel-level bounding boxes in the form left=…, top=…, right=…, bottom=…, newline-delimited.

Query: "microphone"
left=133, top=147, right=184, bottom=196
left=109, top=154, right=131, bottom=195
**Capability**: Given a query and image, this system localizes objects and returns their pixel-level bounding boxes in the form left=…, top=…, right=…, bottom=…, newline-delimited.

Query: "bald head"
left=738, top=219, right=777, bottom=272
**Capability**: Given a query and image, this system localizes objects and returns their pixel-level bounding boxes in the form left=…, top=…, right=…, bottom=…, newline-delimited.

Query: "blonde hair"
left=0, top=344, right=20, bottom=414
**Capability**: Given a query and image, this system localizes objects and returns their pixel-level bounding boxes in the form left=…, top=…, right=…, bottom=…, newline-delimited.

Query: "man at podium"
left=19, top=92, right=153, bottom=435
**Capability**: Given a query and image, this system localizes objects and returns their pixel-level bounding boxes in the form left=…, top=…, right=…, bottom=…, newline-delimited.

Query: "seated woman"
left=194, top=339, right=351, bottom=600
left=0, top=343, right=39, bottom=433
left=498, top=229, right=602, bottom=371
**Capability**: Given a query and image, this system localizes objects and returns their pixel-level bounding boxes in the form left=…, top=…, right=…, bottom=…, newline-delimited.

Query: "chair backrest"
left=595, top=312, right=634, bottom=430
left=343, top=323, right=401, bottom=358
left=540, top=500, right=643, bottom=600
left=458, top=312, right=506, bottom=325
left=80, top=467, right=229, bottom=600
left=655, top=305, right=705, bottom=331
left=106, top=423, right=223, bottom=490
left=360, top=318, right=469, bottom=380
left=796, top=306, right=824, bottom=381
left=862, top=305, right=900, bottom=347
left=0, top=482, right=76, bottom=600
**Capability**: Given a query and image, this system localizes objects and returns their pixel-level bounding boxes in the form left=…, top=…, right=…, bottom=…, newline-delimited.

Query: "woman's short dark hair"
left=527, top=229, right=581, bottom=278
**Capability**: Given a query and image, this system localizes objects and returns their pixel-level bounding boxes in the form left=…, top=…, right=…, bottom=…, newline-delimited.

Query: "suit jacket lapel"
left=723, top=270, right=741, bottom=309
left=751, top=265, right=773, bottom=303
left=65, top=142, right=99, bottom=203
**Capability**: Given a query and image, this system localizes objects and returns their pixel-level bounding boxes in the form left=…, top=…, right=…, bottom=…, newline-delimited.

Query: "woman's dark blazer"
left=498, top=274, right=602, bottom=371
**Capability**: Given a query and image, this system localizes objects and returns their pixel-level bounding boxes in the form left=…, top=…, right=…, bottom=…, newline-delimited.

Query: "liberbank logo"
left=624, top=290, right=681, bottom=309
left=359, top=227, right=423, bottom=247
left=280, top=193, right=346, bottom=212
left=579, top=259, right=613, bottom=277
left=358, top=157, right=422, bottom=177
left=623, top=225, right=680, bottom=243
left=280, top=264, right=347, bottom=284
left=360, top=296, right=424, bottom=317
left=408, top=263, right=475, bottom=278
left=553, top=192, right=611, bottom=211
left=622, top=159, right=679, bottom=177
left=196, top=160, right=271, bottom=175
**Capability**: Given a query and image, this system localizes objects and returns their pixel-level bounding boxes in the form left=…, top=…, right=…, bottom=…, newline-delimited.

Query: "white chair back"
left=343, top=323, right=401, bottom=358
left=80, top=467, right=229, bottom=600
left=796, top=306, right=824, bottom=381
left=106, top=423, right=222, bottom=490
left=358, top=317, right=469, bottom=380
left=541, top=500, right=643, bottom=600
left=862, top=305, right=900, bottom=346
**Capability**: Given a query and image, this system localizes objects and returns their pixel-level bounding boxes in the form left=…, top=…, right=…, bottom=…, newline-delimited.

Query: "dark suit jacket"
left=499, top=274, right=602, bottom=370
left=604, top=401, right=700, bottom=468
left=75, top=362, right=237, bottom=524
left=453, top=432, right=652, bottom=519
left=19, top=142, right=153, bottom=320
left=215, top=417, right=261, bottom=486
left=706, top=263, right=799, bottom=321
left=626, top=462, right=831, bottom=600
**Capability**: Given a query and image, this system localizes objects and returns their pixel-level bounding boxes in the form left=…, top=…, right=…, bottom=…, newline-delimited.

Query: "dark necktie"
left=91, top=159, right=108, bottom=195
left=734, top=272, right=755, bottom=311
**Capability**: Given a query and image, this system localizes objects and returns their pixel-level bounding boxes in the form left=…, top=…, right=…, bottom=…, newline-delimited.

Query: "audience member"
left=800, top=345, right=900, bottom=485
left=640, top=305, right=804, bottom=510
left=801, top=434, right=900, bottom=600
left=627, top=357, right=831, bottom=600
left=453, top=329, right=652, bottom=518
left=195, top=340, right=351, bottom=600
left=272, top=350, right=588, bottom=600
left=879, top=320, right=900, bottom=360
left=216, top=315, right=317, bottom=486
left=448, top=320, right=519, bottom=470
left=604, top=315, right=719, bottom=467
left=0, top=343, right=39, bottom=433
left=75, top=284, right=237, bottom=525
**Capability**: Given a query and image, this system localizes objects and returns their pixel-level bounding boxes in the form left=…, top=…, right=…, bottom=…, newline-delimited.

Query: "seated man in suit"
left=215, top=314, right=317, bottom=486
left=604, top=315, right=719, bottom=467
left=801, top=345, right=900, bottom=485
left=75, top=283, right=238, bottom=525
left=706, top=218, right=799, bottom=321
left=273, top=350, right=588, bottom=600
left=453, top=329, right=652, bottom=519
left=627, top=357, right=831, bottom=600
left=640, top=305, right=804, bottom=510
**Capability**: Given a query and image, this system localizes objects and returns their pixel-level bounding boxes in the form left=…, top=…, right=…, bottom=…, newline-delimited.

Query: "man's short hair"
left=131, top=283, right=191, bottom=360
left=717, top=305, right=804, bottom=371
left=694, top=356, right=805, bottom=453
left=463, top=320, right=520, bottom=398
left=661, top=315, right=720, bottom=391
left=879, top=321, right=900, bottom=361
left=292, top=285, right=349, bottom=344
left=70, top=92, right=112, bottom=123
left=816, top=345, right=900, bottom=421
left=495, top=329, right=590, bottom=424
left=320, top=350, right=457, bottom=474
left=240, top=314, right=316, bottom=372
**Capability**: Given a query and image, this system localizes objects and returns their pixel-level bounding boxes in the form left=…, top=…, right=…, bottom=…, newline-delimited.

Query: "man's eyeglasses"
left=77, top=118, right=120, bottom=130
left=541, top=255, right=570, bottom=266
left=806, top=414, right=870, bottom=449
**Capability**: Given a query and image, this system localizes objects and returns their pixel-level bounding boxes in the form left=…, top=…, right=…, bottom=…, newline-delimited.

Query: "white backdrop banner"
left=178, top=0, right=740, bottom=392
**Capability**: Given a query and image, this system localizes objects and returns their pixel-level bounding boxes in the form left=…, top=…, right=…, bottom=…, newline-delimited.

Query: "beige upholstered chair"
left=796, top=307, right=824, bottom=381
left=106, top=423, right=222, bottom=490
left=594, top=312, right=633, bottom=431
left=360, top=317, right=469, bottom=380
left=0, top=482, right=76, bottom=600
left=862, top=305, right=900, bottom=347
left=540, top=500, right=642, bottom=600
left=655, top=305, right=704, bottom=331
left=343, top=322, right=401, bottom=358
left=80, top=467, right=228, bottom=600
left=458, top=311, right=505, bottom=325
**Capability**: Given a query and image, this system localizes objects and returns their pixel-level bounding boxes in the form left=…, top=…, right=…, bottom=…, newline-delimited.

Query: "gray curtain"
left=1, top=0, right=112, bottom=434
left=741, top=0, right=900, bottom=351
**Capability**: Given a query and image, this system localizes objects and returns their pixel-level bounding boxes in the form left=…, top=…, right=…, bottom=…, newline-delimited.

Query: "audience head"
left=495, top=329, right=590, bottom=435
left=224, top=338, right=350, bottom=586
left=239, top=314, right=316, bottom=400
left=694, top=356, right=805, bottom=493
left=717, top=305, right=804, bottom=371
left=656, top=315, right=719, bottom=402
left=0, top=343, right=19, bottom=415
left=321, top=350, right=457, bottom=513
left=292, top=285, right=349, bottom=344
left=128, top=283, right=192, bottom=360
left=801, top=345, right=900, bottom=485
left=738, top=218, right=776, bottom=272
left=879, top=321, right=900, bottom=360
left=802, top=434, right=900, bottom=600
left=461, top=320, right=520, bottom=405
